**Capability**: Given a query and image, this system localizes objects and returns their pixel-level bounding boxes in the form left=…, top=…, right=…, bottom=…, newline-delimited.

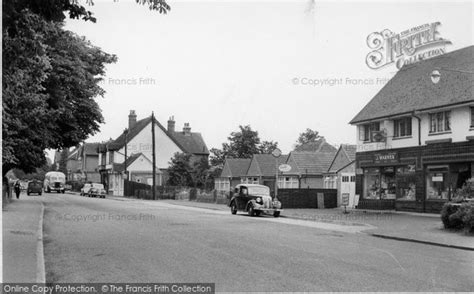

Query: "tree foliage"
left=294, top=128, right=323, bottom=149
left=167, top=153, right=212, bottom=188
left=209, top=125, right=279, bottom=168
left=2, top=11, right=117, bottom=175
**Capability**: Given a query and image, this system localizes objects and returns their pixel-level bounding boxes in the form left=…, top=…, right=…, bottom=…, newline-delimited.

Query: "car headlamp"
left=256, top=197, right=262, bottom=203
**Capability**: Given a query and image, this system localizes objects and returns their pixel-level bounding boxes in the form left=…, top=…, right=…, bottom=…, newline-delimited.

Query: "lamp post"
left=271, top=148, right=282, bottom=199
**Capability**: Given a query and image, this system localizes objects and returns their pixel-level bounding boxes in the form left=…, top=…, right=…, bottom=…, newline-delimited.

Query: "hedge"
left=441, top=202, right=474, bottom=234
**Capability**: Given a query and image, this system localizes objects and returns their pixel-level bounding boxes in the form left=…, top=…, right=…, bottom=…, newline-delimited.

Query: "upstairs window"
left=359, top=122, right=380, bottom=142
left=108, top=152, right=114, bottom=164
left=429, top=111, right=451, bottom=133
left=393, top=117, right=412, bottom=138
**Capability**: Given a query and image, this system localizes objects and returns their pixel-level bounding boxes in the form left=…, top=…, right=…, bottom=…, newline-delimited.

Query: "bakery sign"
left=373, top=152, right=398, bottom=164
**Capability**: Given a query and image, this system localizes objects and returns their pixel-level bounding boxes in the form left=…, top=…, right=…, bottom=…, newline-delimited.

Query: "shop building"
left=350, top=46, right=474, bottom=212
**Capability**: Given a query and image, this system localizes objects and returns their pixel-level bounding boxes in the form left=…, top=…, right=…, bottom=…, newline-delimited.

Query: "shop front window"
left=363, top=168, right=380, bottom=199
left=380, top=167, right=396, bottom=199
left=426, top=166, right=449, bottom=200
left=396, top=165, right=416, bottom=201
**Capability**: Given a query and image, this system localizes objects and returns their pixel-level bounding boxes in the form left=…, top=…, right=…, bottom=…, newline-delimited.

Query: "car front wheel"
left=230, top=202, right=237, bottom=215
left=273, top=211, right=280, bottom=218
left=248, top=205, right=255, bottom=217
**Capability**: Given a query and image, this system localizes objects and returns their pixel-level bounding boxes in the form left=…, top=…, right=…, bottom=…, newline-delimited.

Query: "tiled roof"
left=289, top=151, right=337, bottom=175
left=342, top=144, right=356, bottom=162
left=104, top=116, right=209, bottom=155
left=125, top=152, right=142, bottom=167
left=170, top=132, right=209, bottom=155
left=327, top=144, right=356, bottom=173
left=246, top=154, right=289, bottom=177
left=220, top=158, right=252, bottom=178
left=294, top=139, right=338, bottom=153
left=350, top=46, right=474, bottom=124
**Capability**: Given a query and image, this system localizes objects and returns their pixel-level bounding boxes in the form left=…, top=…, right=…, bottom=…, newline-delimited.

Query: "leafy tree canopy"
left=294, top=128, right=323, bottom=149
left=167, top=153, right=212, bottom=188
left=209, top=125, right=279, bottom=168
left=3, top=0, right=170, bottom=176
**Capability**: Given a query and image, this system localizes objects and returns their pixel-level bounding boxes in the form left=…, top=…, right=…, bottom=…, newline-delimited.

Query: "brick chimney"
left=183, top=123, right=191, bottom=135
left=128, top=110, right=137, bottom=129
left=167, top=116, right=175, bottom=133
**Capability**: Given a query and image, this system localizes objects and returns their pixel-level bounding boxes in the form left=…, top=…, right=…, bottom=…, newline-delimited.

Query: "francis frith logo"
left=366, top=22, right=452, bottom=70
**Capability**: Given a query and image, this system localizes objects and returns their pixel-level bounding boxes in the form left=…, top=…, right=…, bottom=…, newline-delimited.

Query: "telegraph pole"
left=151, top=112, right=156, bottom=200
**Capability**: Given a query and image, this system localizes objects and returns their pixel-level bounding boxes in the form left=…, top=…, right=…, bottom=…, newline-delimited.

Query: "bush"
left=441, top=202, right=474, bottom=233
left=462, top=205, right=474, bottom=233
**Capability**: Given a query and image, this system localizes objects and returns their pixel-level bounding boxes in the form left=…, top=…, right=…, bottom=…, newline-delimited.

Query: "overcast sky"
left=63, top=0, right=473, bottom=155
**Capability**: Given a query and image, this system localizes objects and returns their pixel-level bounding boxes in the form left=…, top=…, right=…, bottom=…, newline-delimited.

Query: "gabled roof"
left=327, top=144, right=356, bottom=173
left=125, top=152, right=143, bottom=167
left=246, top=154, right=289, bottom=177
left=102, top=116, right=209, bottom=155
left=350, top=46, right=474, bottom=124
left=294, top=138, right=338, bottom=153
left=220, top=158, right=252, bottom=178
left=170, top=131, right=209, bottom=155
left=288, top=150, right=337, bottom=175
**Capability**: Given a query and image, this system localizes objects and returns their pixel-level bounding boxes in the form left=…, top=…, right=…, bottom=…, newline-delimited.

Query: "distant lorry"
left=43, top=171, right=66, bottom=193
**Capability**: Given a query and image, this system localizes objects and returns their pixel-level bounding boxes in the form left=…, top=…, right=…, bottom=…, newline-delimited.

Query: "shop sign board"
left=342, top=193, right=350, bottom=206
left=373, top=152, right=398, bottom=164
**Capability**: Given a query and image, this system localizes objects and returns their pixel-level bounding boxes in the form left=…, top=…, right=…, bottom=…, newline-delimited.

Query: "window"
left=108, top=152, right=114, bottom=164
left=278, top=176, right=299, bottom=189
left=426, top=166, right=449, bottom=200
left=359, top=122, right=380, bottom=142
left=471, top=107, right=474, bottom=128
left=342, top=176, right=349, bottom=182
left=350, top=176, right=356, bottom=182
left=241, top=177, right=259, bottom=184
left=429, top=111, right=451, bottom=133
left=215, top=179, right=230, bottom=191
left=393, top=117, right=412, bottom=137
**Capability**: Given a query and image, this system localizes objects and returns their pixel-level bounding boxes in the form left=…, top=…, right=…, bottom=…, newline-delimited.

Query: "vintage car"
left=88, top=183, right=107, bottom=198
left=229, top=184, right=282, bottom=217
left=27, top=180, right=43, bottom=196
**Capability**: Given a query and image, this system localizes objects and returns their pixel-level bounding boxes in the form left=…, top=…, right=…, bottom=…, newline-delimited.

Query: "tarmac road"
left=41, top=193, right=474, bottom=292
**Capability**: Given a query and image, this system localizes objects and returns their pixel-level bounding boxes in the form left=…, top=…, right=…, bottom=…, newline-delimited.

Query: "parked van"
left=44, top=171, right=66, bottom=193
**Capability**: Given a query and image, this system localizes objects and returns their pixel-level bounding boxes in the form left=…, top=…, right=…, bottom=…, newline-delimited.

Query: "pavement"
left=2, top=194, right=45, bottom=283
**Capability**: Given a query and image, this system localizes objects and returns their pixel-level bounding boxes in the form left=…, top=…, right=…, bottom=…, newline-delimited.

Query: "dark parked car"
left=27, top=180, right=43, bottom=196
left=88, top=183, right=107, bottom=198
left=229, top=184, right=282, bottom=217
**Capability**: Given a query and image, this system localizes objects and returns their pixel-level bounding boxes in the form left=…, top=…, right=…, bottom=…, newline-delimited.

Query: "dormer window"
left=429, top=111, right=451, bottom=133
left=359, top=122, right=380, bottom=142
left=393, top=117, right=412, bottom=138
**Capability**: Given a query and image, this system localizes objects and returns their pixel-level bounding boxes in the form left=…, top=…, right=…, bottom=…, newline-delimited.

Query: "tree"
left=294, top=128, right=323, bottom=149
left=258, top=140, right=279, bottom=154
left=2, top=8, right=116, bottom=175
left=209, top=126, right=279, bottom=172
left=224, top=125, right=261, bottom=158
left=167, top=153, right=193, bottom=187
left=58, top=149, right=69, bottom=175
left=2, top=0, right=169, bottom=176
left=167, top=153, right=212, bottom=188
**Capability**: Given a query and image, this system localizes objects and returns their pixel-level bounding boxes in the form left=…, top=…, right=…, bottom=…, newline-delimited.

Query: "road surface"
left=38, top=193, right=473, bottom=292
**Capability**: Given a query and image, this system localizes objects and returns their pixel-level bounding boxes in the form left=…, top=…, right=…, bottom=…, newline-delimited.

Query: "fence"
left=124, top=180, right=230, bottom=204
left=277, top=188, right=337, bottom=208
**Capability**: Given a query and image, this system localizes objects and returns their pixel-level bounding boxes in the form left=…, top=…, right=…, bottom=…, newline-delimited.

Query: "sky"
left=62, top=0, right=473, bottom=156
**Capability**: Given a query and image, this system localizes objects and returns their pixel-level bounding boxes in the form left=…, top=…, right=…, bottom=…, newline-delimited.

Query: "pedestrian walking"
left=14, top=180, right=21, bottom=199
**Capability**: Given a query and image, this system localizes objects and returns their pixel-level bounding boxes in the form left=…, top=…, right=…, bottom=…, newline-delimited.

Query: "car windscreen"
left=93, top=184, right=104, bottom=190
left=247, top=186, right=270, bottom=196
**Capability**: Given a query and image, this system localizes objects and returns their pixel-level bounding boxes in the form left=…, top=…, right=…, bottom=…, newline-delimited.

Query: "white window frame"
left=277, top=176, right=299, bottom=189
